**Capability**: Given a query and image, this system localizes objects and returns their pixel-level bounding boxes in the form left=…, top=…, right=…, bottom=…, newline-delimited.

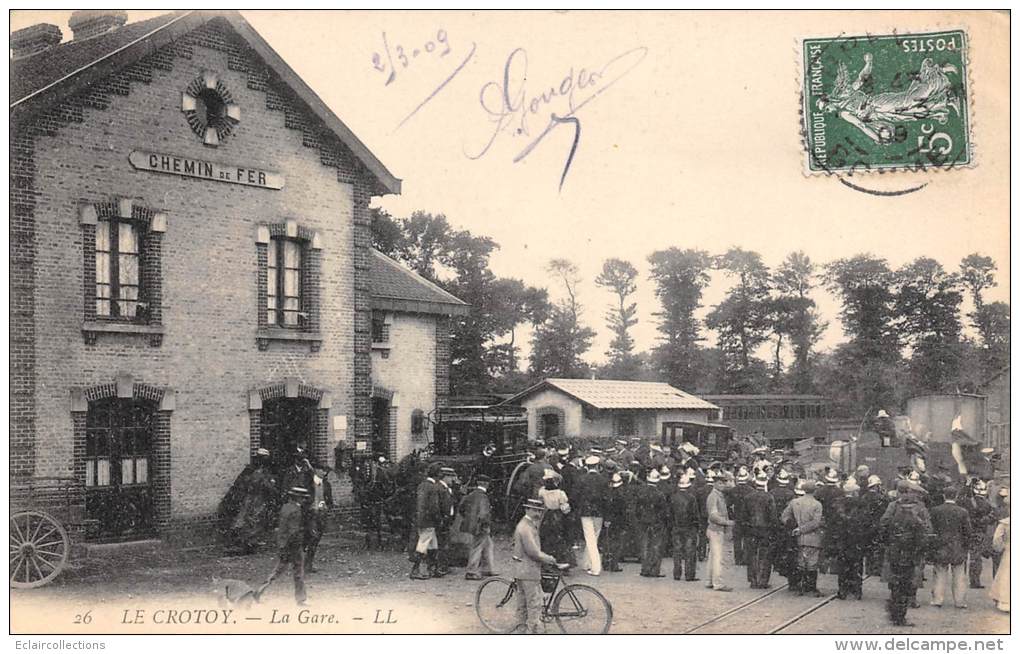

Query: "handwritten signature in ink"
left=467, top=46, right=648, bottom=191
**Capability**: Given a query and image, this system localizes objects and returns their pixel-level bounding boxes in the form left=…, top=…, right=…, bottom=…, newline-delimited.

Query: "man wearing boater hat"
left=744, top=472, right=777, bottom=589
left=512, top=498, right=568, bottom=633
left=574, top=455, right=608, bottom=575
left=410, top=463, right=445, bottom=580
left=669, top=471, right=701, bottom=581
left=460, top=474, right=496, bottom=580
left=256, top=486, right=310, bottom=605
left=637, top=469, right=668, bottom=577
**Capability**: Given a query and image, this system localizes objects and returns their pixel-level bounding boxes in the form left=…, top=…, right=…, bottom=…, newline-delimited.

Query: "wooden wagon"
left=10, top=476, right=89, bottom=588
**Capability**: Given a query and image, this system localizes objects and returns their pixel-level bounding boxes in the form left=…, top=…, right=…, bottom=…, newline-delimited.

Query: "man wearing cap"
left=636, top=469, right=668, bottom=577
left=730, top=466, right=753, bottom=567
left=512, top=498, right=565, bottom=634
left=410, top=464, right=444, bottom=580
left=879, top=480, right=933, bottom=626
left=436, top=466, right=458, bottom=576
left=929, top=485, right=973, bottom=609
left=603, top=472, right=628, bottom=573
left=744, top=473, right=777, bottom=589
left=256, top=486, right=310, bottom=605
left=669, top=472, right=701, bottom=581
left=304, top=463, right=335, bottom=574
left=574, top=456, right=608, bottom=575
left=615, top=439, right=636, bottom=469
left=962, top=479, right=995, bottom=589
left=282, top=445, right=314, bottom=497
left=781, top=481, right=825, bottom=597
left=460, top=474, right=496, bottom=580
left=815, top=468, right=842, bottom=574
left=516, top=448, right=554, bottom=500
left=860, top=475, right=889, bottom=576
left=706, top=471, right=735, bottom=591
left=769, top=469, right=799, bottom=591
left=832, top=478, right=865, bottom=600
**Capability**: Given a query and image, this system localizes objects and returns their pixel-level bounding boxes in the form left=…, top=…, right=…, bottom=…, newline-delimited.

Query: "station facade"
left=10, top=11, right=459, bottom=542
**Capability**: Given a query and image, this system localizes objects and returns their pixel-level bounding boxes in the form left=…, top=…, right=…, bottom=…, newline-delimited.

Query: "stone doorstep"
left=78, top=538, right=165, bottom=559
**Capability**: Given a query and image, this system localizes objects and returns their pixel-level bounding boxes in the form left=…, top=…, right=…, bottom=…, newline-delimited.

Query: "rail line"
left=685, top=576, right=873, bottom=635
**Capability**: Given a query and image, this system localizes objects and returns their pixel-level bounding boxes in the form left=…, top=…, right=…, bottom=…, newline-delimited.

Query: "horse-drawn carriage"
left=10, top=476, right=90, bottom=588
left=349, top=404, right=532, bottom=548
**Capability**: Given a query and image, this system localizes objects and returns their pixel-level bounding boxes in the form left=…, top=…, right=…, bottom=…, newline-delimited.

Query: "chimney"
left=10, top=23, right=63, bottom=60
left=68, top=10, right=127, bottom=41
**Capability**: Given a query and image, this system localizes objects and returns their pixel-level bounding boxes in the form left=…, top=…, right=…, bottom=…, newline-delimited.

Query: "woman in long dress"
left=538, top=469, right=571, bottom=567
left=990, top=517, right=1009, bottom=612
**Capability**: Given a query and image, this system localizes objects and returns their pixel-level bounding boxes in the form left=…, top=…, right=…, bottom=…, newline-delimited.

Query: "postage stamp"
left=801, top=30, right=970, bottom=174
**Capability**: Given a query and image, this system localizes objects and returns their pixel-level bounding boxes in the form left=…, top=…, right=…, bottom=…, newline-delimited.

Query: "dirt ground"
left=10, top=531, right=1010, bottom=635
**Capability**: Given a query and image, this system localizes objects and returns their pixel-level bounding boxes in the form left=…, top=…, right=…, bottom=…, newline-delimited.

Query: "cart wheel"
left=10, top=510, right=69, bottom=589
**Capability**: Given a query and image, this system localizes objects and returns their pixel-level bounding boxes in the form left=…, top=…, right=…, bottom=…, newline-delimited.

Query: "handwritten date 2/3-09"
left=372, top=29, right=452, bottom=86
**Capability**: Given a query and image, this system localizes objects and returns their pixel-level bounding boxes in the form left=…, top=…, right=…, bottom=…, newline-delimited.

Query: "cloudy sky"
left=12, top=10, right=1010, bottom=366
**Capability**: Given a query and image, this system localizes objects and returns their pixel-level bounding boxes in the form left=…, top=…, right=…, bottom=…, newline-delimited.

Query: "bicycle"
left=474, top=565, right=613, bottom=634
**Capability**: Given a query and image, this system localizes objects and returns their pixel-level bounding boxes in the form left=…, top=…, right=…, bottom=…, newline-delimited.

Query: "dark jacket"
left=668, top=487, right=701, bottom=531
left=276, top=500, right=304, bottom=548
left=744, top=487, right=777, bottom=536
left=573, top=470, right=609, bottom=517
left=458, top=487, right=492, bottom=536
left=769, top=485, right=797, bottom=519
left=729, top=482, right=753, bottom=525
left=415, top=479, right=443, bottom=529
left=858, top=488, right=889, bottom=546
left=605, top=484, right=629, bottom=525
left=635, top=482, right=668, bottom=528
left=930, top=501, right=973, bottom=566
left=695, top=482, right=713, bottom=527
left=880, top=496, right=933, bottom=566
left=437, top=481, right=456, bottom=528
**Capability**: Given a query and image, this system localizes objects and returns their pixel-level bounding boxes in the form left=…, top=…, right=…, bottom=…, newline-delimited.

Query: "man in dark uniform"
left=833, top=478, right=865, bottom=600
left=744, top=472, right=777, bottom=588
left=616, top=440, right=636, bottom=469
left=669, top=471, right=701, bottom=581
left=574, top=456, right=608, bottom=575
left=304, top=463, right=334, bottom=573
left=637, top=469, right=668, bottom=577
left=880, top=480, right=932, bottom=627
left=860, top=475, right=889, bottom=576
left=620, top=468, right=643, bottom=562
left=281, top=445, right=314, bottom=495
left=256, top=486, right=310, bottom=605
left=410, top=464, right=444, bottom=580
left=459, top=474, right=496, bottom=580
left=730, top=467, right=753, bottom=567
left=769, top=469, right=798, bottom=591
left=815, top=468, right=843, bottom=574
left=603, top=472, right=628, bottom=572
left=962, top=480, right=995, bottom=588
left=435, top=466, right=458, bottom=575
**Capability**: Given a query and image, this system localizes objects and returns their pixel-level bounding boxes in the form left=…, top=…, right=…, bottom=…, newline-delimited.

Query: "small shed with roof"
left=503, top=378, right=721, bottom=442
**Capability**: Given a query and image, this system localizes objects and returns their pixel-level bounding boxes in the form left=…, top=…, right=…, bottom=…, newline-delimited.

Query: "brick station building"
left=10, top=11, right=463, bottom=542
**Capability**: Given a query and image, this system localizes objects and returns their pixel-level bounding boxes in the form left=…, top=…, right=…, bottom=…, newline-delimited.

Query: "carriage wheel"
left=10, top=511, right=69, bottom=589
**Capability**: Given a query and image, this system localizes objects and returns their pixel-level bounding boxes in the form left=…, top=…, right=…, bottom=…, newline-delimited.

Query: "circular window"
left=181, top=71, right=240, bottom=146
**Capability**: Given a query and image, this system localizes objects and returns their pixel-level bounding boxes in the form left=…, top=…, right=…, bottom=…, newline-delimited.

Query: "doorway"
left=372, top=396, right=391, bottom=459
left=85, top=398, right=156, bottom=541
left=260, top=397, right=317, bottom=482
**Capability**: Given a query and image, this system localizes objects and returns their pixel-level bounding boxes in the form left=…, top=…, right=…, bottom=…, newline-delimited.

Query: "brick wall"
left=15, top=17, right=380, bottom=531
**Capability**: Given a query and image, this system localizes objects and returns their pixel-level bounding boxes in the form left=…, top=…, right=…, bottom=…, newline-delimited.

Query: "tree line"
left=372, top=209, right=1009, bottom=419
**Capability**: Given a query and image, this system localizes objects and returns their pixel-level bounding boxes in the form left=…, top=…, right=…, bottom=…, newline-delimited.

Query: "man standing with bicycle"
left=513, top=498, right=567, bottom=634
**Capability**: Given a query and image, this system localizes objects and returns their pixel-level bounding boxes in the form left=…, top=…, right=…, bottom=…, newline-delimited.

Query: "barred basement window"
left=95, top=218, right=142, bottom=320
left=267, top=236, right=305, bottom=327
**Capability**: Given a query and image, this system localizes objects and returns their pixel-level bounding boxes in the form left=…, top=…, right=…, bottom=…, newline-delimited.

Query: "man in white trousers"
left=573, top=455, right=608, bottom=576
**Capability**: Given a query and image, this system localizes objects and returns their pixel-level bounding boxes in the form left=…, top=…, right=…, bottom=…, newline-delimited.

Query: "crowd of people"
left=407, top=437, right=1010, bottom=630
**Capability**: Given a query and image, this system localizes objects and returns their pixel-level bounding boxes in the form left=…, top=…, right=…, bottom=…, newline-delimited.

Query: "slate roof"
left=10, top=11, right=400, bottom=195
left=11, top=12, right=182, bottom=103
left=505, top=379, right=719, bottom=411
left=369, top=249, right=468, bottom=316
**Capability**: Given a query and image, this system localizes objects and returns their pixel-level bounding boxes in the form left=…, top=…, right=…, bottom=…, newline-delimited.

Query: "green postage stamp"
left=802, top=30, right=970, bottom=173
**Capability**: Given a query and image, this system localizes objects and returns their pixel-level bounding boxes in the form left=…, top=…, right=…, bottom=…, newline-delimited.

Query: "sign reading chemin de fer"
left=129, top=150, right=284, bottom=190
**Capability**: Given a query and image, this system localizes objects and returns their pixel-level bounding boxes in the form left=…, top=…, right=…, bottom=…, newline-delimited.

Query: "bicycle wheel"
left=552, top=583, right=613, bottom=634
left=475, top=577, right=519, bottom=633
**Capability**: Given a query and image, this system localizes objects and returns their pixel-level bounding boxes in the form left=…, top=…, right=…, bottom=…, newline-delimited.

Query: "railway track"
left=684, top=577, right=872, bottom=635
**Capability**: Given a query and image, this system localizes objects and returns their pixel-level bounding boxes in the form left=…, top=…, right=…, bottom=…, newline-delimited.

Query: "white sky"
left=11, top=10, right=1010, bottom=367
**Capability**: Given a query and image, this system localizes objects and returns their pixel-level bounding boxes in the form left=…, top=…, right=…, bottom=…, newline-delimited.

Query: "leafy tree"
left=894, top=258, right=964, bottom=393
left=706, top=248, right=773, bottom=392
left=646, top=248, right=713, bottom=390
left=529, top=259, right=596, bottom=378
left=959, top=254, right=1010, bottom=378
left=595, top=258, right=641, bottom=379
left=369, top=207, right=404, bottom=257
left=823, top=254, right=900, bottom=416
left=771, top=252, right=827, bottom=392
